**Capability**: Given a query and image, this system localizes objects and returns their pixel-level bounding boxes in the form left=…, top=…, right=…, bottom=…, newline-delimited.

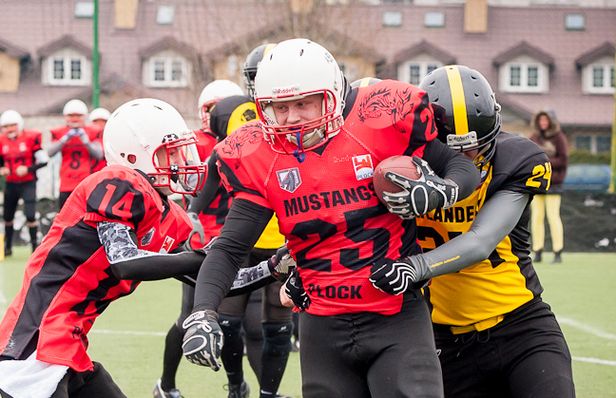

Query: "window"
left=584, top=62, right=615, bottom=94
left=157, top=5, right=175, bottom=25
left=53, top=58, right=64, bottom=80
left=74, top=1, right=94, bottom=18
left=424, top=12, right=445, bottom=28
left=501, top=59, right=548, bottom=93
left=400, top=60, right=443, bottom=85
left=45, top=49, right=89, bottom=86
left=575, top=136, right=592, bottom=151
left=565, top=13, right=585, bottom=31
left=146, top=56, right=189, bottom=87
left=509, top=65, right=521, bottom=86
left=596, top=135, right=611, bottom=153
left=383, top=11, right=402, bottom=27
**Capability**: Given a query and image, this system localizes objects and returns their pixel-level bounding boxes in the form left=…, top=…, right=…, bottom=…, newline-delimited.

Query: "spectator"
left=88, top=107, right=111, bottom=173
left=530, top=110, right=568, bottom=263
left=47, top=99, right=104, bottom=209
left=0, top=110, right=48, bottom=255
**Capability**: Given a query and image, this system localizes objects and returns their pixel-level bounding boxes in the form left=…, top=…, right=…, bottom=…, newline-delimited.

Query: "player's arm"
left=100, top=221, right=291, bottom=293
left=383, top=139, right=480, bottom=218
left=47, top=129, right=74, bottom=156
left=80, top=132, right=104, bottom=159
left=370, top=190, right=529, bottom=294
left=182, top=198, right=272, bottom=370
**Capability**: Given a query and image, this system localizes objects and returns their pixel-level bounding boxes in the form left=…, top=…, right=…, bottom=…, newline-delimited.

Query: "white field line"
left=572, top=356, right=616, bottom=367
left=91, top=329, right=166, bottom=337
left=558, top=316, right=616, bottom=341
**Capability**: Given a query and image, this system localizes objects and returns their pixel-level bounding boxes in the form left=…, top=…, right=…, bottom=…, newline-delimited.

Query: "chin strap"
left=293, top=131, right=306, bottom=163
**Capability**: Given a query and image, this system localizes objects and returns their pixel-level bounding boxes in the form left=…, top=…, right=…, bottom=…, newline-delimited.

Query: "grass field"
left=1, top=248, right=615, bottom=397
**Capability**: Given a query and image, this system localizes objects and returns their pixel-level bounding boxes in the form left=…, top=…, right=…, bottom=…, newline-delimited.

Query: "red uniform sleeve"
left=50, top=126, right=68, bottom=142
left=213, top=125, right=272, bottom=209
left=83, top=172, right=148, bottom=229
left=355, top=80, right=438, bottom=157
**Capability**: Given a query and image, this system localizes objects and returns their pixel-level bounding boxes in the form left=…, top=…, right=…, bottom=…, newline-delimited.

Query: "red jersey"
left=190, top=130, right=232, bottom=247
left=0, top=130, right=43, bottom=183
left=215, top=80, right=438, bottom=316
left=89, top=125, right=106, bottom=173
left=0, top=165, right=191, bottom=371
left=50, top=125, right=103, bottom=192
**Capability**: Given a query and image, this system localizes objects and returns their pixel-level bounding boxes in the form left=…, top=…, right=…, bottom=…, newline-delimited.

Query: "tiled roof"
left=575, top=41, right=616, bottom=68
left=492, top=40, right=555, bottom=68
left=37, top=34, right=92, bottom=59
left=0, top=38, right=29, bottom=59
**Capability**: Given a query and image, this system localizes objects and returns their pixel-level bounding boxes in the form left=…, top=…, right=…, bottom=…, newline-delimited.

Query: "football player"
left=369, top=65, right=575, bottom=397
left=182, top=38, right=480, bottom=398
left=47, top=99, right=104, bottom=209
left=188, top=94, right=292, bottom=398
left=0, top=98, right=290, bottom=398
left=0, top=110, right=48, bottom=255
left=88, top=107, right=111, bottom=173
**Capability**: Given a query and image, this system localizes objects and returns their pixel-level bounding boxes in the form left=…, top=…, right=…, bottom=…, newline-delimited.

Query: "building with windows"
left=0, top=0, right=613, bottom=155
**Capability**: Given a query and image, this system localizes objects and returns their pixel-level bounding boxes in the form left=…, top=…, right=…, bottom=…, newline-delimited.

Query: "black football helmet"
left=419, top=65, right=501, bottom=169
left=243, top=43, right=276, bottom=100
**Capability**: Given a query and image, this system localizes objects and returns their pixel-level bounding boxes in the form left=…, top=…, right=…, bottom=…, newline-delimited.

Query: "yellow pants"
left=531, top=194, right=564, bottom=253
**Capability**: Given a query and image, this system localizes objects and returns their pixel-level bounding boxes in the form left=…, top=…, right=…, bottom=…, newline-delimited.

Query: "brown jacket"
left=530, top=110, right=569, bottom=189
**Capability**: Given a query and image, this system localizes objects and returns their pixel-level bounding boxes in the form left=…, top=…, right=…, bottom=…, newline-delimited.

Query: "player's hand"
left=0, top=167, right=9, bottom=176
left=186, top=212, right=205, bottom=250
left=182, top=309, right=224, bottom=370
left=66, top=128, right=81, bottom=138
left=267, top=246, right=296, bottom=281
left=382, top=156, right=459, bottom=219
left=369, top=257, right=428, bottom=295
left=15, top=165, right=28, bottom=177
left=283, top=268, right=310, bottom=311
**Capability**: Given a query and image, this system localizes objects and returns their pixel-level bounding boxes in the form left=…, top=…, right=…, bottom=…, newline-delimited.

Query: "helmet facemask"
left=150, top=134, right=206, bottom=196
left=256, top=89, right=343, bottom=158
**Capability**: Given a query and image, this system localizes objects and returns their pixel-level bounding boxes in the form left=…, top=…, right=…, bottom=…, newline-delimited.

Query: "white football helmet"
left=0, top=110, right=24, bottom=132
left=197, top=80, right=243, bottom=127
left=63, top=99, right=88, bottom=116
left=89, top=107, right=111, bottom=123
left=254, top=38, right=346, bottom=155
left=103, top=98, right=206, bottom=196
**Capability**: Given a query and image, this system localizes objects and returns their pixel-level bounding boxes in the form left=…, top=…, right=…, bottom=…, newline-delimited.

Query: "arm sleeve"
left=47, top=140, right=65, bottom=157
left=85, top=140, right=104, bottom=160
left=413, top=190, right=529, bottom=278
left=422, top=139, right=481, bottom=201
left=193, top=198, right=274, bottom=311
left=188, top=153, right=221, bottom=214
left=28, top=150, right=49, bottom=173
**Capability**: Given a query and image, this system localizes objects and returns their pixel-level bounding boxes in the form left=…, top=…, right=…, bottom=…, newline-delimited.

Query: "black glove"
left=382, top=156, right=459, bottom=219
left=284, top=268, right=310, bottom=311
left=267, top=246, right=296, bottom=281
left=181, top=309, right=224, bottom=370
left=369, top=257, right=429, bottom=295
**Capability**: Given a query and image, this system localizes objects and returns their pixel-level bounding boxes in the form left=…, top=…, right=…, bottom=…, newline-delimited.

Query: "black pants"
left=51, top=362, right=126, bottom=398
left=433, top=297, right=575, bottom=398
left=3, top=181, right=37, bottom=222
left=299, top=291, right=443, bottom=398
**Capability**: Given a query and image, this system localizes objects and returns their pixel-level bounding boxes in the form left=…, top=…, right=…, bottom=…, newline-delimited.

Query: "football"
left=373, top=155, right=421, bottom=203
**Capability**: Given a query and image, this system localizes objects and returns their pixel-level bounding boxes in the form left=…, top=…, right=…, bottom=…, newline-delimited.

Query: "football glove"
left=267, top=246, right=296, bottom=281
left=369, top=257, right=430, bottom=295
left=284, top=268, right=310, bottom=311
left=182, top=309, right=224, bottom=370
left=186, top=212, right=205, bottom=250
left=382, top=156, right=459, bottom=219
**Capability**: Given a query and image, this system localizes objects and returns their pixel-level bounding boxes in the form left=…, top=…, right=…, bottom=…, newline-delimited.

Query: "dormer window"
left=399, top=59, right=441, bottom=85
left=582, top=57, right=615, bottom=94
left=43, top=48, right=90, bottom=86
left=499, top=56, right=549, bottom=93
left=143, top=50, right=190, bottom=87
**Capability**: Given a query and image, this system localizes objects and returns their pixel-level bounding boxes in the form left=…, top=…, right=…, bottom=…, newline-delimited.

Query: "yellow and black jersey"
left=417, top=132, right=551, bottom=331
